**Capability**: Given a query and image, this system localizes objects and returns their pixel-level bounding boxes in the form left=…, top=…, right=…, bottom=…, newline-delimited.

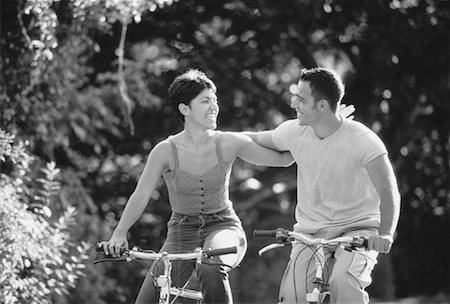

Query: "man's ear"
left=178, top=103, right=190, bottom=116
left=317, top=99, right=328, bottom=110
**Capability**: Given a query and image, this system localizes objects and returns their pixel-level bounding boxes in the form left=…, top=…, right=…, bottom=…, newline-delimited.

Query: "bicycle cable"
left=292, top=244, right=315, bottom=304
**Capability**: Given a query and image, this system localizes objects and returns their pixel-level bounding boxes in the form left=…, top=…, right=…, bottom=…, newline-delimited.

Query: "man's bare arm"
left=365, top=154, right=401, bottom=253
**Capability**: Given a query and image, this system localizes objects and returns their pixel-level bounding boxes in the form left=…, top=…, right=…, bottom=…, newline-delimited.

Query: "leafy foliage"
left=0, top=130, right=89, bottom=304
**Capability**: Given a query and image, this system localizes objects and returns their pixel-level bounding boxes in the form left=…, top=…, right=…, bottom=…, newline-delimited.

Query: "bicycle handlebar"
left=94, top=244, right=237, bottom=264
left=253, top=228, right=368, bottom=254
left=253, top=228, right=290, bottom=240
left=205, top=246, right=237, bottom=257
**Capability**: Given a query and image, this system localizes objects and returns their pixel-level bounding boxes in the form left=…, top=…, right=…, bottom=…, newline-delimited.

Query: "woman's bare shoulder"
left=145, top=139, right=174, bottom=170
left=148, top=139, right=173, bottom=159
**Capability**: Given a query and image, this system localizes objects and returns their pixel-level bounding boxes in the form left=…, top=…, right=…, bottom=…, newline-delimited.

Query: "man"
left=246, top=67, right=400, bottom=304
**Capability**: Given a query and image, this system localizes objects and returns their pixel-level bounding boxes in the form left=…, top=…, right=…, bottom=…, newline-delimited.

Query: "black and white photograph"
left=1, top=1, right=448, bottom=303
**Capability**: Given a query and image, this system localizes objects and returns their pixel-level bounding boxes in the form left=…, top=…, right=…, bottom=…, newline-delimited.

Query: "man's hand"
left=367, top=234, right=393, bottom=254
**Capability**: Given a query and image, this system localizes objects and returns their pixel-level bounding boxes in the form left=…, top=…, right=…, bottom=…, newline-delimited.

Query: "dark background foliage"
left=1, top=0, right=449, bottom=303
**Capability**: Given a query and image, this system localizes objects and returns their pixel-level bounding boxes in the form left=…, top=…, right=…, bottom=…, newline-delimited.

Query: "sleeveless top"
left=162, top=134, right=234, bottom=215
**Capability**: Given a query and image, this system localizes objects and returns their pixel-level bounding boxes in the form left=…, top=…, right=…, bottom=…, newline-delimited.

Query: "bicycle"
left=94, top=244, right=237, bottom=304
left=253, top=228, right=368, bottom=304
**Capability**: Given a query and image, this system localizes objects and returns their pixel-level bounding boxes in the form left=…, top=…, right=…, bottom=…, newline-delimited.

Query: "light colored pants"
left=278, top=231, right=378, bottom=304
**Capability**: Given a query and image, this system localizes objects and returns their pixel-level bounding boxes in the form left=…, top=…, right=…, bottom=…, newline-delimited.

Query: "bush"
left=0, top=129, right=89, bottom=304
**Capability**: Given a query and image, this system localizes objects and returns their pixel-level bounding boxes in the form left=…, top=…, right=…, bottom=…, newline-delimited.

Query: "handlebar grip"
left=254, top=228, right=290, bottom=239
left=205, top=246, right=238, bottom=257
left=253, top=230, right=278, bottom=238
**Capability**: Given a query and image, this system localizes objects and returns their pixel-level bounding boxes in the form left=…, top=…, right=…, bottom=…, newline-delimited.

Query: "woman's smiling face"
left=184, top=88, right=219, bottom=129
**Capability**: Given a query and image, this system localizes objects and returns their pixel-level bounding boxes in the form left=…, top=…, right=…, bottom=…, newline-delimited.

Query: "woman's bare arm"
left=224, top=132, right=294, bottom=167
left=100, top=141, right=171, bottom=256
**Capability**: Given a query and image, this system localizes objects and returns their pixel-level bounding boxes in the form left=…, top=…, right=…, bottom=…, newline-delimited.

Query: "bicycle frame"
left=94, top=245, right=237, bottom=304
left=254, top=228, right=367, bottom=304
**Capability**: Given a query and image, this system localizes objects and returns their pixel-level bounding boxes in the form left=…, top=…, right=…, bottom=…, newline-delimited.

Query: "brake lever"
left=258, top=242, right=291, bottom=256
left=344, top=237, right=368, bottom=252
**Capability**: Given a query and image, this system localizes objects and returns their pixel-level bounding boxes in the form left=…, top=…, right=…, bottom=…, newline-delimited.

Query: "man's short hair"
left=300, top=67, right=345, bottom=112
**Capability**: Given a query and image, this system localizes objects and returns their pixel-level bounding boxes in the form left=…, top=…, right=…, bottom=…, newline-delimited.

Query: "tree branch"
left=118, top=23, right=135, bottom=135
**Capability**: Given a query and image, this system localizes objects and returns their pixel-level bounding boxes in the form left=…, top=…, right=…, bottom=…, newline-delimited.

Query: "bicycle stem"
left=157, top=253, right=172, bottom=303
left=306, top=246, right=327, bottom=303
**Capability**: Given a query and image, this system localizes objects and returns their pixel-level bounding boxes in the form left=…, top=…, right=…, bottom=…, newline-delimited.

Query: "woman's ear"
left=178, top=103, right=190, bottom=116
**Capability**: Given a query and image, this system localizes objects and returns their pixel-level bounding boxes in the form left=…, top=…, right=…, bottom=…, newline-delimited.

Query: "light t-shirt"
left=272, top=118, right=388, bottom=235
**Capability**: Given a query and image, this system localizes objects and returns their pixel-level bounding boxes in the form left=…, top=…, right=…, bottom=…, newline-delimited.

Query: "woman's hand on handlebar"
left=99, top=233, right=128, bottom=257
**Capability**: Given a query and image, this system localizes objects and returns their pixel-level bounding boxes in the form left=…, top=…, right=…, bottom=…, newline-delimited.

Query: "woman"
left=100, top=69, right=294, bottom=303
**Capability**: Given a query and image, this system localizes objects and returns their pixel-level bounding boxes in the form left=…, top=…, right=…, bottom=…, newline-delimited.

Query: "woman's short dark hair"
left=168, top=69, right=217, bottom=123
left=300, top=67, right=345, bottom=112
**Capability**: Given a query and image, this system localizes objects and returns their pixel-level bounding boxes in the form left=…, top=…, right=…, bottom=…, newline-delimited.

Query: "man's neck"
left=311, top=114, right=343, bottom=140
